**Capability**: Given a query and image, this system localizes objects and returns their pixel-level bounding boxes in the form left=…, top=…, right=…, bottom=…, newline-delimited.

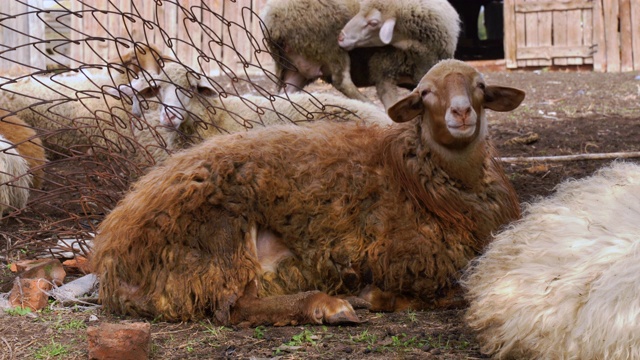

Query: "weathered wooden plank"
left=566, top=7, right=583, bottom=64
left=582, top=7, right=594, bottom=64
left=250, top=0, right=273, bottom=73
left=159, top=1, right=179, bottom=60
left=515, top=3, right=528, bottom=67
left=525, top=1, right=541, bottom=67
left=592, top=0, right=606, bottom=71
left=504, top=0, right=518, bottom=68
left=536, top=3, right=554, bottom=66
left=182, top=2, right=205, bottom=72
left=222, top=0, right=254, bottom=76
left=27, top=0, right=47, bottom=71
left=552, top=10, right=568, bottom=65
left=516, top=45, right=595, bottom=59
left=516, top=0, right=593, bottom=13
left=176, top=1, right=200, bottom=69
left=603, top=0, right=620, bottom=72
left=632, top=0, right=640, bottom=70
left=619, top=0, right=633, bottom=71
left=69, top=0, right=84, bottom=69
left=200, top=0, right=224, bottom=76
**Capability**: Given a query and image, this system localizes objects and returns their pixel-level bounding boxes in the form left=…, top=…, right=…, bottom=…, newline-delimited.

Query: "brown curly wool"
left=91, top=60, right=523, bottom=324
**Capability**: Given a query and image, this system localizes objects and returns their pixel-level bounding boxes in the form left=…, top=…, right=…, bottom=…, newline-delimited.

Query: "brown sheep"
left=0, top=110, right=46, bottom=215
left=91, top=59, right=524, bottom=325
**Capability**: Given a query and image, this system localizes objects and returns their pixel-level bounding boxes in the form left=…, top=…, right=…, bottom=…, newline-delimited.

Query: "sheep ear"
left=387, top=91, right=423, bottom=123
left=379, top=18, right=395, bottom=45
left=196, top=78, right=218, bottom=98
left=484, top=86, right=526, bottom=112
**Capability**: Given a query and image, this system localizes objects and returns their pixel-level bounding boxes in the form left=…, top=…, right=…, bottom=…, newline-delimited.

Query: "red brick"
left=12, top=259, right=66, bottom=285
left=8, top=278, right=52, bottom=311
left=87, top=322, right=151, bottom=360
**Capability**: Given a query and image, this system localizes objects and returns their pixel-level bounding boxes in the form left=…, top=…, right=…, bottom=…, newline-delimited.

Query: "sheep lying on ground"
left=463, top=161, right=640, bottom=360
left=0, top=45, right=174, bottom=165
left=0, top=110, right=46, bottom=215
left=115, top=62, right=391, bottom=147
left=91, top=59, right=524, bottom=325
left=261, top=0, right=460, bottom=109
left=338, top=0, right=460, bottom=108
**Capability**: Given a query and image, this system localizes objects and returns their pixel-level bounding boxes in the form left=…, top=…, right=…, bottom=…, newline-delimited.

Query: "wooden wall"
left=504, top=0, right=640, bottom=72
left=0, top=0, right=274, bottom=77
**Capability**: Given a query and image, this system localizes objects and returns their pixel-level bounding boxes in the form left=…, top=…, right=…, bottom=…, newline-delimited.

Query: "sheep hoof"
left=307, top=293, right=362, bottom=325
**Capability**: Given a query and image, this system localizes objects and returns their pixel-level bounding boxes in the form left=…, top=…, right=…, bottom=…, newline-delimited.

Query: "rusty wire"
left=0, top=0, right=358, bottom=261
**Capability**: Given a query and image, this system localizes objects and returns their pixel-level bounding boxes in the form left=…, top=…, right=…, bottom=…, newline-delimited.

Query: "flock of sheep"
left=1, top=0, right=639, bottom=358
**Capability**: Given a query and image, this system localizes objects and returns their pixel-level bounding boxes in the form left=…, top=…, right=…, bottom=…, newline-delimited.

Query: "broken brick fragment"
left=87, top=322, right=151, bottom=360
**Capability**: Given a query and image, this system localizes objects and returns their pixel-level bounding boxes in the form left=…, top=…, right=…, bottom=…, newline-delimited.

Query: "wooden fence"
left=0, top=0, right=274, bottom=76
left=3, top=0, right=640, bottom=73
left=504, top=0, right=640, bottom=72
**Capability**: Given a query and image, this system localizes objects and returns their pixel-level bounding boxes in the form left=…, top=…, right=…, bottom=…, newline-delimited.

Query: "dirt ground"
left=1, top=64, right=639, bottom=359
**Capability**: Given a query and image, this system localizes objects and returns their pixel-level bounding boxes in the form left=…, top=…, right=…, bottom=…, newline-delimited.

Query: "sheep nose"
left=450, top=96, right=472, bottom=121
left=451, top=105, right=471, bottom=120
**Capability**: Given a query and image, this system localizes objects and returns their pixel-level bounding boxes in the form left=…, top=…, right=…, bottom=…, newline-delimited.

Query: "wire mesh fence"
left=0, top=0, right=358, bottom=262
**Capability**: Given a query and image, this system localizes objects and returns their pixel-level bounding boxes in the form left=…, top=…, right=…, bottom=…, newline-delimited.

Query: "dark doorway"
left=448, top=0, right=504, bottom=60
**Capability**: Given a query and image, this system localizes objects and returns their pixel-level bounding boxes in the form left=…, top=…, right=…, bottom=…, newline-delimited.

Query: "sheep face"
left=114, top=62, right=218, bottom=129
left=388, top=60, right=524, bottom=149
left=339, top=8, right=395, bottom=50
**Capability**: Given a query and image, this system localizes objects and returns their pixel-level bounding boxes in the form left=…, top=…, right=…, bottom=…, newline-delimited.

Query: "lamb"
left=0, top=110, right=46, bottom=215
left=260, top=0, right=460, bottom=109
left=338, top=0, right=461, bottom=108
left=0, top=45, right=175, bottom=166
left=90, top=59, right=524, bottom=325
left=114, top=61, right=392, bottom=147
left=462, top=161, right=640, bottom=360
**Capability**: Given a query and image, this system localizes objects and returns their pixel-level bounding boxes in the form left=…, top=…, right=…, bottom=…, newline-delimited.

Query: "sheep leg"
left=329, top=59, right=371, bottom=103
left=376, top=80, right=401, bottom=110
left=230, top=280, right=361, bottom=327
left=358, top=284, right=417, bottom=312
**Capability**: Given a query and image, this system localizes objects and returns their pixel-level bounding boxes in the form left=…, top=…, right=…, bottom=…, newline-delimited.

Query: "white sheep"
left=463, top=161, right=640, bottom=359
left=261, top=0, right=460, bottom=109
left=0, top=46, right=175, bottom=166
left=92, top=59, right=524, bottom=324
left=0, top=110, right=46, bottom=215
left=338, top=0, right=460, bottom=108
left=115, top=61, right=392, bottom=147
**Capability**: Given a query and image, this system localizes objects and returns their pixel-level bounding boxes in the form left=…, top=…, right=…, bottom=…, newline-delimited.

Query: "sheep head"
left=388, top=59, right=525, bottom=150
left=338, top=2, right=396, bottom=50
left=110, top=61, right=218, bottom=129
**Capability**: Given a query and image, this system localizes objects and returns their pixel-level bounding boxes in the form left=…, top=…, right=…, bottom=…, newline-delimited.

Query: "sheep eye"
left=367, top=19, right=379, bottom=27
left=477, top=83, right=486, bottom=90
left=421, top=89, right=430, bottom=97
left=197, top=86, right=217, bottom=97
left=139, top=86, right=159, bottom=98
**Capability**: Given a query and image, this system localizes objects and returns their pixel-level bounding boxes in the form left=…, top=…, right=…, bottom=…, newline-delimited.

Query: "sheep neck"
left=382, top=121, right=493, bottom=236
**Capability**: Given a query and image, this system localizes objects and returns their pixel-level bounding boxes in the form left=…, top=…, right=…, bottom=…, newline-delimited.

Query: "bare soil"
left=1, top=66, right=639, bottom=359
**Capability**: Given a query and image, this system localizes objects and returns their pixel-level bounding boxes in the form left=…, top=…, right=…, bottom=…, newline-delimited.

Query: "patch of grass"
left=53, top=317, right=86, bottom=331
left=285, top=328, right=317, bottom=346
left=253, top=325, right=266, bottom=339
left=406, top=309, right=418, bottom=323
left=34, top=339, right=69, bottom=359
left=202, top=323, right=229, bottom=337
left=350, top=329, right=377, bottom=349
left=4, top=307, right=32, bottom=316
left=389, top=333, right=419, bottom=349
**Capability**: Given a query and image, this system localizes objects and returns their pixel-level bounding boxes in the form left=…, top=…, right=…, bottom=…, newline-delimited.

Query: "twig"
left=500, top=151, right=640, bottom=163
left=1, top=336, right=13, bottom=360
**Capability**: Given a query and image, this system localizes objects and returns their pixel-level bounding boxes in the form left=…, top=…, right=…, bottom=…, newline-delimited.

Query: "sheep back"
left=463, top=161, right=640, bottom=359
left=261, top=0, right=359, bottom=84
